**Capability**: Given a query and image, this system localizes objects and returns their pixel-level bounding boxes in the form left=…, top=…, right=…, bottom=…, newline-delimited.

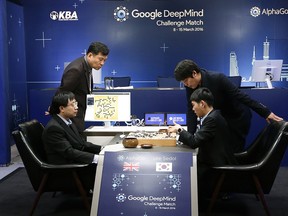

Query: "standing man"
left=168, top=87, right=236, bottom=202
left=57, top=42, right=109, bottom=132
left=174, top=59, right=283, bottom=153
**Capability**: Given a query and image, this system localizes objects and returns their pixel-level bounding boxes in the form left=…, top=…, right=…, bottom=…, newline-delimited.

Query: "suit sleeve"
left=44, top=125, right=94, bottom=164
left=58, top=68, right=82, bottom=93
left=219, top=74, right=271, bottom=118
left=179, top=117, right=216, bottom=149
left=83, top=141, right=102, bottom=154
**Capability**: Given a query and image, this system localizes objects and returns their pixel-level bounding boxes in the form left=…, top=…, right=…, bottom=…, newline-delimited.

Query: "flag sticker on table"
left=123, top=162, right=140, bottom=172
left=156, top=162, right=172, bottom=172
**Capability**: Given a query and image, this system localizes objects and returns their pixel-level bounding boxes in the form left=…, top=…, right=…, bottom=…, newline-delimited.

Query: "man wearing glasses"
left=43, top=91, right=102, bottom=190
left=43, top=91, right=102, bottom=164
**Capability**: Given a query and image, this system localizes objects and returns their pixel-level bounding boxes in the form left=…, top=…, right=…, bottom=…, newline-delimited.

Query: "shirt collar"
left=84, top=55, right=92, bottom=72
left=200, top=108, right=213, bottom=125
left=57, top=114, right=72, bottom=126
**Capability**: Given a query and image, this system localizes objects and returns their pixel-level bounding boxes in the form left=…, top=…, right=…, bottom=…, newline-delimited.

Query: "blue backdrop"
left=0, top=0, right=11, bottom=164
left=21, top=0, right=288, bottom=90
left=2, top=0, right=288, bottom=164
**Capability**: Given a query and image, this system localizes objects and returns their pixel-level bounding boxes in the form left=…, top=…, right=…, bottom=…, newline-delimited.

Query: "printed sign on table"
left=97, top=151, right=193, bottom=216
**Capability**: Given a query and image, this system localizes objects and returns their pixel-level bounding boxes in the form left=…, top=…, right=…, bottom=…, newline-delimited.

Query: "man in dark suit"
left=43, top=91, right=102, bottom=189
left=168, top=87, right=236, bottom=202
left=43, top=91, right=102, bottom=164
left=57, top=42, right=109, bottom=132
left=174, top=59, right=283, bottom=153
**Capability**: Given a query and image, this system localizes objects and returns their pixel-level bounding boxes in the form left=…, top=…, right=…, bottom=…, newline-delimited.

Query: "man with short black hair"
left=168, top=87, right=236, bottom=203
left=43, top=91, right=102, bottom=165
left=174, top=59, right=283, bottom=152
left=43, top=91, right=102, bottom=190
left=57, top=42, right=110, bottom=132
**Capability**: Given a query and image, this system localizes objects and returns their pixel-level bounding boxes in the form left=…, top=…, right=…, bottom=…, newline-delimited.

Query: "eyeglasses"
left=68, top=100, right=78, bottom=108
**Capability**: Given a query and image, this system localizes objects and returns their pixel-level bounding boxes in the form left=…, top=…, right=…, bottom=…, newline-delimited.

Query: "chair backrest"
left=12, top=119, right=46, bottom=190
left=234, top=121, right=288, bottom=193
left=104, top=76, right=131, bottom=87
left=256, top=121, right=288, bottom=192
left=19, top=119, right=47, bottom=162
left=157, top=77, right=180, bottom=88
left=227, top=76, right=242, bottom=87
left=240, top=121, right=287, bottom=164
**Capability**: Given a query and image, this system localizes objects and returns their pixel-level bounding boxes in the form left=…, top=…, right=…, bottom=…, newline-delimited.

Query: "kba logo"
left=50, top=11, right=78, bottom=21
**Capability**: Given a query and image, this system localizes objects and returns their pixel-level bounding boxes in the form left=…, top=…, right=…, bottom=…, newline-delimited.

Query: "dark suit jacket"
left=180, top=109, right=237, bottom=199
left=57, top=56, right=92, bottom=132
left=42, top=115, right=101, bottom=164
left=179, top=109, right=236, bottom=167
left=185, top=69, right=271, bottom=152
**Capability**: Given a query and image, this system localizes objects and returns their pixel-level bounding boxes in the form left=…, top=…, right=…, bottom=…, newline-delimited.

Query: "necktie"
left=196, top=117, right=201, bottom=132
left=200, top=118, right=203, bottom=128
left=69, top=124, right=76, bottom=134
left=89, top=71, right=93, bottom=93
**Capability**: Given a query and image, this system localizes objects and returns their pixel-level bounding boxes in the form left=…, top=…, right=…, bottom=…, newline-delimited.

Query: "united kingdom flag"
left=123, top=162, right=140, bottom=172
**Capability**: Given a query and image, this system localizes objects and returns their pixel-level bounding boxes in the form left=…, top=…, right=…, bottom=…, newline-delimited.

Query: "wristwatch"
left=177, top=128, right=183, bottom=134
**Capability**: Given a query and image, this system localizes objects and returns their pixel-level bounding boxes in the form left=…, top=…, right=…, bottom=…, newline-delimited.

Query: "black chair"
left=104, top=76, right=131, bottom=87
left=157, top=76, right=180, bottom=88
left=12, top=119, right=91, bottom=215
left=207, top=120, right=288, bottom=216
left=227, top=75, right=242, bottom=88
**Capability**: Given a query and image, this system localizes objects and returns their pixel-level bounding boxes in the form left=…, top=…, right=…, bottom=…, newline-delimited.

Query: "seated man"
left=168, top=87, right=236, bottom=203
left=42, top=91, right=102, bottom=189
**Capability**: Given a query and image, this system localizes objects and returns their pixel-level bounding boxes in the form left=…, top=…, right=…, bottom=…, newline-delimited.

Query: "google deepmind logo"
left=113, top=6, right=204, bottom=22
left=114, top=6, right=129, bottom=22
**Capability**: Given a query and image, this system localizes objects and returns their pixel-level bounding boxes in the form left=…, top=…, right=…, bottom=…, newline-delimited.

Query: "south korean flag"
left=156, top=162, right=172, bottom=172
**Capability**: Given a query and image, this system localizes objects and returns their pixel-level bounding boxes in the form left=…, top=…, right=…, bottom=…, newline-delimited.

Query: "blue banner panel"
left=0, top=0, right=11, bottom=165
left=22, top=0, right=288, bottom=90
left=97, top=151, right=193, bottom=216
left=7, top=1, right=28, bottom=131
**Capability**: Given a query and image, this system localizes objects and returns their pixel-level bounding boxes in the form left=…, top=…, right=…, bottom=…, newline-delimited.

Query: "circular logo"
left=114, top=6, right=129, bottom=22
left=50, top=11, right=58, bottom=20
left=250, top=7, right=261, bottom=17
left=116, top=193, right=127, bottom=202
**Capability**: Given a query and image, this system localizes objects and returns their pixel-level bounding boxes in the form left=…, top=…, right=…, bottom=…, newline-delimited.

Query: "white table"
left=84, top=126, right=187, bottom=146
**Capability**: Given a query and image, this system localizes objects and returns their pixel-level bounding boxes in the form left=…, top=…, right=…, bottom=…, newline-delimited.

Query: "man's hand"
left=168, top=121, right=181, bottom=133
left=266, top=112, right=283, bottom=123
left=44, top=106, right=50, bottom=116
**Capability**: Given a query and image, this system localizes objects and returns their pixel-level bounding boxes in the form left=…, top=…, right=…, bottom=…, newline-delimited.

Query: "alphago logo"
left=50, top=11, right=78, bottom=21
left=114, top=6, right=129, bottom=22
left=250, top=6, right=288, bottom=17
left=250, top=7, right=261, bottom=17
